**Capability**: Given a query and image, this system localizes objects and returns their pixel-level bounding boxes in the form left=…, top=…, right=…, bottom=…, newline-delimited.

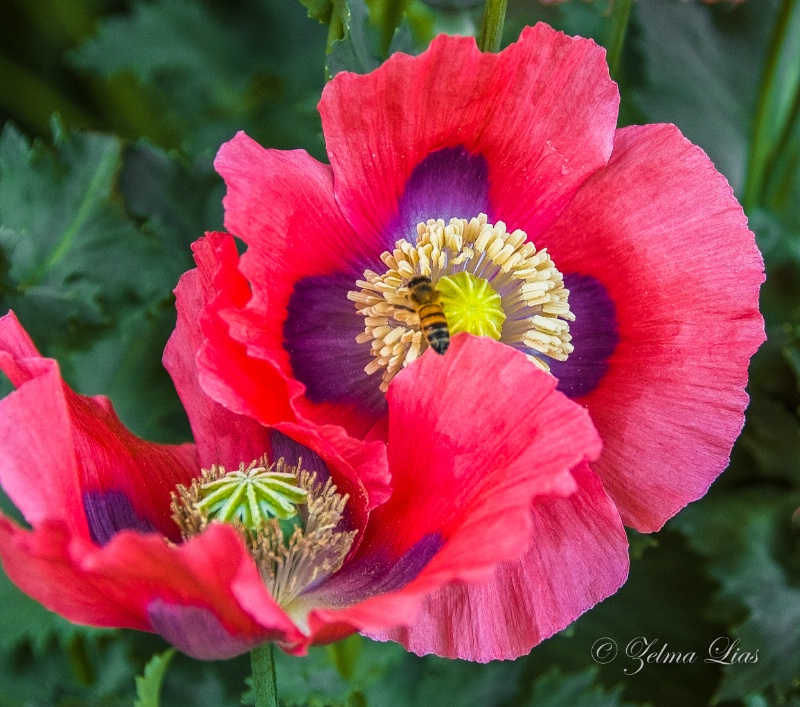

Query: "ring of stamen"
left=172, top=457, right=356, bottom=607
left=347, top=213, right=574, bottom=391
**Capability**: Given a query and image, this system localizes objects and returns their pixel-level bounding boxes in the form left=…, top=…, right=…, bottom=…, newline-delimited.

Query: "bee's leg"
left=393, top=304, right=415, bottom=313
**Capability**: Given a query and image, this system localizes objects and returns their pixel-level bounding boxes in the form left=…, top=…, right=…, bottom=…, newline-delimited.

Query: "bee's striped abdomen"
left=418, top=303, right=450, bottom=355
left=407, top=275, right=450, bottom=355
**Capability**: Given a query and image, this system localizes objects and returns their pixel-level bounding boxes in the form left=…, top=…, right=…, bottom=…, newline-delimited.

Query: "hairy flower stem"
left=478, top=0, right=507, bottom=53
left=606, top=0, right=633, bottom=81
left=743, top=0, right=799, bottom=212
left=250, top=643, right=278, bottom=707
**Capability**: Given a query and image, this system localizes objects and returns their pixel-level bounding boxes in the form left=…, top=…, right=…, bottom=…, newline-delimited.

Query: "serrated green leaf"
left=70, top=0, right=327, bottom=157
left=118, top=141, right=223, bottom=257
left=387, top=17, right=416, bottom=57
left=0, top=120, right=162, bottom=352
left=671, top=490, right=800, bottom=701
left=135, top=648, right=175, bottom=707
left=61, top=303, right=192, bottom=443
left=523, top=667, right=636, bottom=707
left=371, top=653, right=523, bottom=707
left=269, top=641, right=373, bottom=706
left=301, top=0, right=334, bottom=23
left=328, top=0, right=381, bottom=77
left=0, top=124, right=198, bottom=442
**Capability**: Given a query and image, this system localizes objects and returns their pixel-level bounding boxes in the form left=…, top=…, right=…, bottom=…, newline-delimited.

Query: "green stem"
left=478, top=0, right=507, bottom=53
left=762, top=72, right=800, bottom=207
left=742, top=0, right=799, bottom=212
left=66, top=634, right=95, bottom=687
left=606, top=0, right=634, bottom=81
left=250, top=643, right=278, bottom=707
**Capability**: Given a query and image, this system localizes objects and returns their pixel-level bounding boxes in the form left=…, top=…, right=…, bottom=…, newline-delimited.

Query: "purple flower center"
left=348, top=214, right=575, bottom=391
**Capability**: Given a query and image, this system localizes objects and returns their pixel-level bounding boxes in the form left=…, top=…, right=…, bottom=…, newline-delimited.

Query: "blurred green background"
left=1, top=0, right=799, bottom=704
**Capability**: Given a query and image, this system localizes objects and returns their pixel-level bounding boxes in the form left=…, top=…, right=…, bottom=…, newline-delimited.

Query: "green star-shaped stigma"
left=195, top=461, right=308, bottom=528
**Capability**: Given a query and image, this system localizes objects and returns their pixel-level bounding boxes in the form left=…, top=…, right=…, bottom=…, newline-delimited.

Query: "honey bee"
left=404, top=275, right=450, bottom=355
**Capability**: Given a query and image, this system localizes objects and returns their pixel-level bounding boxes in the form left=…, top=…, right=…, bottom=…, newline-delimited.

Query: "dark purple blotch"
left=387, top=146, right=490, bottom=245
left=310, top=533, right=443, bottom=606
left=283, top=146, right=490, bottom=418
left=83, top=490, right=155, bottom=546
left=548, top=273, right=619, bottom=398
left=147, top=599, right=264, bottom=661
left=283, top=272, right=387, bottom=418
left=269, top=429, right=331, bottom=486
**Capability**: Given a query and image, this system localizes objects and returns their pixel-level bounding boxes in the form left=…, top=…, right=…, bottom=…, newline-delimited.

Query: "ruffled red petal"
left=210, top=134, right=388, bottom=432
left=320, top=23, right=618, bottom=245
left=212, top=135, right=392, bottom=440
left=206, top=25, right=619, bottom=446
left=369, top=463, right=628, bottom=660
left=165, top=232, right=273, bottom=471
left=183, top=232, right=391, bottom=510
left=540, top=124, right=765, bottom=531
left=0, top=517, right=302, bottom=659
left=295, top=335, right=602, bottom=658
left=0, top=313, right=197, bottom=543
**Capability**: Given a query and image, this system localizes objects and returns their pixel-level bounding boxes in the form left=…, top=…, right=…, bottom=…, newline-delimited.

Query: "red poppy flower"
left=0, top=231, right=602, bottom=661
left=199, top=25, right=764, bottom=657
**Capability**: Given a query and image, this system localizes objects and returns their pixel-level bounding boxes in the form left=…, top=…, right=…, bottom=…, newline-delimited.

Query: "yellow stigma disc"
left=437, top=271, right=506, bottom=341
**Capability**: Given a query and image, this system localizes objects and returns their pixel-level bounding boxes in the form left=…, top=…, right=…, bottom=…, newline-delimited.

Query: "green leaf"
left=367, top=652, right=523, bottom=707
left=61, top=303, right=192, bottom=443
left=70, top=0, right=327, bottom=158
left=263, top=638, right=403, bottom=707
left=671, top=490, right=800, bottom=701
left=523, top=667, right=636, bottom=707
left=387, top=17, right=416, bottom=57
left=0, top=120, right=161, bottom=352
left=301, top=0, right=334, bottom=23
left=634, top=0, right=778, bottom=193
left=135, top=648, right=176, bottom=707
left=328, top=0, right=381, bottom=77
left=0, top=123, right=198, bottom=442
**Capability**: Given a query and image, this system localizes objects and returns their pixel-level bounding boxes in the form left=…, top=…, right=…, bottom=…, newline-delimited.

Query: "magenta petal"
left=283, top=272, right=386, bottom=419
left=369, top=463, right=629, bottom=660
left=165, top=232, right=272, bottom=470
left=298, top=336, right=602, bottom=654
left=386, top=146, right=490, bottom=243
left=549, top=273, right=620, bottom=398
left=147, top=600, right=264, bottom=660
left=0, top=518, right=303, bottom=657
left=541, top=124, right=765, bottom=531
left=0, top=312, right=197, bottom=542
left=320, top=24, right=618, bottom=246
